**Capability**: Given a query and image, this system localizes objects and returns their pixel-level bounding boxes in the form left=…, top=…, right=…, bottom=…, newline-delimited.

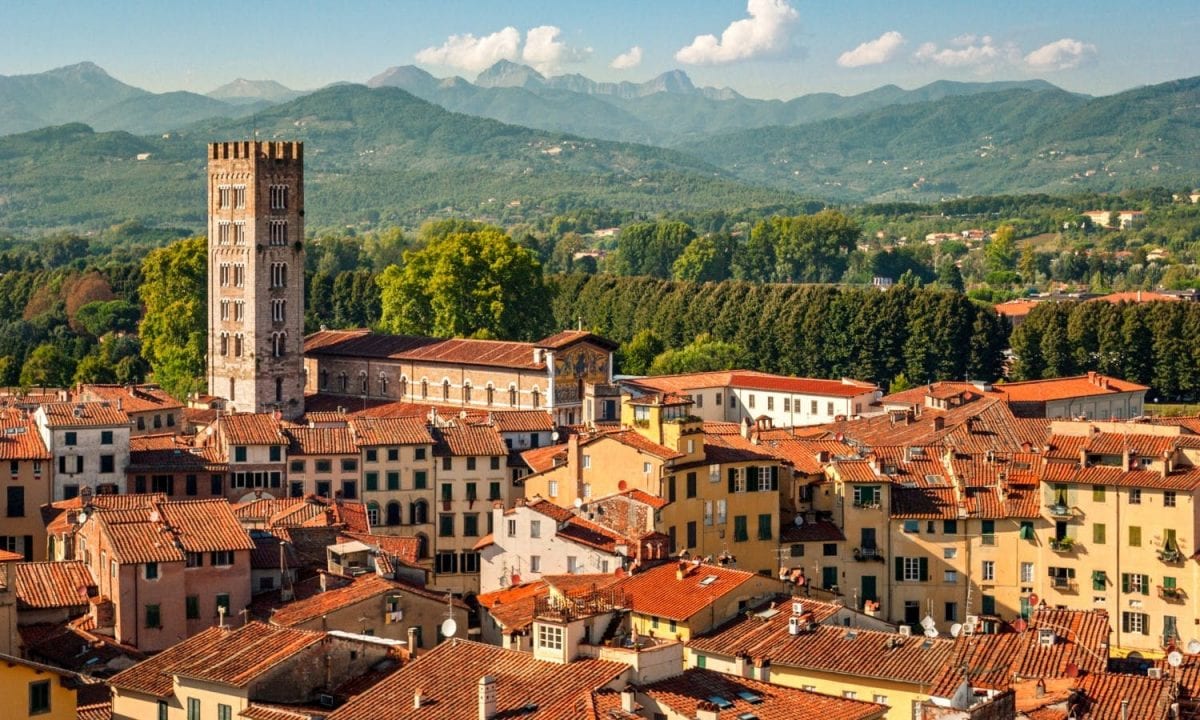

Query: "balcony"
left=1051, top=577, right=1078, bottom=592
left=853, top=546, right=885, bottom=563
left=852, top=501, right=882, bottom=510
left=1158, top=586, right=1187, bottom=603
left=1049, top=537, right=1075, bottom=553
left=1158, top=547, right=1185, bottom=564
left=1046, top=502, right=1074, bottom=519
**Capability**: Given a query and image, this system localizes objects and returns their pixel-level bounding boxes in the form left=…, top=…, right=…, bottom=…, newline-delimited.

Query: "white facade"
left=34, top=406, right=131, bottom=500
left=479, top=504, right=623, bottom=594
left=726, top=386, right=878, bottom=427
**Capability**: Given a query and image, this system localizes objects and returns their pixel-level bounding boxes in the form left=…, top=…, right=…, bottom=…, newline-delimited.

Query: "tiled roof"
left=250, top=534, right=300, bottom=570
left=521, top=443, right=567, bottom=473
left=0, top=415, right=49, bottom=459
left=1091, top=290, right=1181, bottom=304
left=111, top=623, right=323, bottom=695
left=1042, top=461, right=1200, bottom=491
left=599, top=429, right=681, bottom=461
left=75, top=384, right=184, bottom=413
left=326, top=639, right=629, bottom=720
left=127, top=443, right=226, bottom=472
left=995, top=373, right=1148, bottom=403
left=269, top=574, right=428, bottom=627
left=304, top=329, right=547, bottom=370
left=38, top=401, right=129, bottom=427
left=19, top=619, right=144, bottom=673
left=239, top=704, right=319, bottom=720
left=831, top=460, right=883, bottom=482
left=218, top=413, right=288, bottom=445
left=690, top=605, right=955, bottom=686
left=156, top=499, right=256, bottom=553
left=14, top=561, right=94, bottom=609
left=627, top=370, right=876, bottom=398
left=349, top=417, right=435, bottom=446
left=993, top=299, right=1041, bottom=317
left=618, top=488, right=669, bottom=509
left=640, top=668, right=886, bottom=720
left=337, top=531, right=422, bottom=566
left=285, top=427, right=358, bottom=455
left=100, top=517, right=185, bottom=563
left=94, top=499, right=253, bottom=564
left=477, top=581, right=547, bottom=633
left=762, top=438, right=854, bottom=474
left=891, top=486, right=958, bottom=519
left=1069, top=672, right=1173, bottom=720
left=780, top=519, right=845, bottom=543
left=484, top=410, right=555, bottom=433
left=620, top=561, right=760, bottom=622
left=433, top=425, right=507, bottom=457
left=534, top=330, right=618, bottom=351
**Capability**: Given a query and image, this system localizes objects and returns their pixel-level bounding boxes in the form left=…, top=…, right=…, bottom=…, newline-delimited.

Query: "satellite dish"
left=76, top=512, right=88, bottom=525
left=925, top=627, right=939, bottom=638
left=1188, top=640, right=1200, bottom=655
left=440, top=618, right=458, bottom=638
left=793, top=515, right=805, bottom=527
left=921, top=614, right=937, bottom=630
left=573, top=497, right=583, bottom=509
left=1168, top=651, right=1184, bottom=668
left=551, top=431, right=560, bottom=442
left=950, top=623, right=964, bottom=638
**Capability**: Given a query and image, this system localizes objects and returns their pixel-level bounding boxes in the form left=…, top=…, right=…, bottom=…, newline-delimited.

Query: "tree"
left=139, top=236, right=207, bottom=400
left=64, top=271, right=114, bottom=332
left=935, top=261, right=965, bottom=292
left=377, top=226, right=551, bottom=340
left=19, top=343, right=74, bottom=388
left=672, top=236, right=723, bottom=283
left=75, top=300, right=140, bottom=337
left=613, top=221, right=696, bottom=278
left=618, top=329, right=665, bottom=375
left=985, top=225, right=1018, bottom=274
left=648, top=333, right=747, bottom=375
left=73, top=353, right=117, bottom=385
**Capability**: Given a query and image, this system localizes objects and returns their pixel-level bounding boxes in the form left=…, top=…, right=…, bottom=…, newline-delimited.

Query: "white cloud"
left=610, top=46, right=644, bottom=70
left=913, top=34, right=1018, bottom=68
left=837, top=31, right=905, bottom=68
left=415, top=27, right=521, bottom=73
left=1024, top=38, right=1096, bottom=71
left=675, top=0, right=800, bottom=65
left=522, top=25, right=591, bottom=75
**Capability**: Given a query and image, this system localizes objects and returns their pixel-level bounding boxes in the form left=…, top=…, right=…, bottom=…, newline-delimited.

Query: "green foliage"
left=378, top=226, right=552, bottom=340
left=614, top=221, right=696, bottom=278
left=672, top=236, right=727, bottom=283
left=139, top=236, right=206, bottom=400
left=19, top=343, right=74, bottom=387
left=75, top=299, right=139, bottom=336
left=648, top=333, right=747, bottom=375
left=618, top=329, right=665, bottom=375
left=985, top=225, right=1018, bottom=273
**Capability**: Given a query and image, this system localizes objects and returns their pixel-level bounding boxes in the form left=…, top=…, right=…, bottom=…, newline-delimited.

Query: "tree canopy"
left=139, top=236, right=207, bottom=400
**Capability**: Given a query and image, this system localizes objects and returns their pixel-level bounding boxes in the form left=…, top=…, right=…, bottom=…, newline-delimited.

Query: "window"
left=1129, top=526, right=1141, bottom=547
left=158, top=700, right=168, bottom=720
left=1093, top=570, right=1107, bottom=591
left=748, top=394, right=755, bottom=409
left=210, top=551, right=233, bottom=567
left=529, top=519, right=542, bottom=539
left=29, top=679, right=50, bottom=715
left=716, top=499, right=727, bottom=524
left=270, top=184, right=288, bottom=210
left=268, top=220, right=288, bottom=246
left=944, top=570, right=958, bottom=583
left=439, top=514, right=454, bottom=537
left=463, top=514, right=479, bottom=537
left=145, top=603, right=161, bottom=628
left=186, top=595, right=199, bottom=619
left=686, top=520, right=697, bottom=549
left=188, top=698, right=200, bottom=720
left=823, top=542, right=837, bottom=556
left=943, top=520, right=957, bottom=535
left=461, top=551, right=480, bottom=574
left=507, top=519, right=517, bottom=537
left=981, top=519, right=995, bottom=545
left=853, top=485, right=881, bottom=507
left=547, top=480, right=558, bottom=498
left=733, top=515, right=749, bottom=542
left=1093, top=485, right=1106, bottom=502
left=413, top=471, right=427, bottom=490
left=218, top=704, right=232, bottom=720
left=436, top=551, right=458, bottom=574
left=903, top=519, right=919, bottom=534
left=827, top=401, right=835, bottom=416
left=65, top=431, right=77, bottom=445
left=1021, top=562, right=1034, bottom=583
left=489, top=481, right=501, bottom=500
left=897, top=557, right=927, bottom=582
left=982, top=560, right=995, bottom=581
left=766, top=396, right=773, bottom=411
left=981, top=594, right=996, bottom=615
left=216, top=593, right=231, bottom=615
left=1164, top=491, right=1177, bottom=507
left=1129, top=488, right=1142, bottom=504
left=365, top=472, right=378, bottom=492
left=1121, top=573, right=1150, bottom=595
left=842, top=691, right=856, bottom=699
left=1122, top=611, right=1149, bottom=635
left=1093, top=523, right=1106, bottom=544
left=530, top=555, right=541, bottom=572
left=873, top=695, right=888, bottom=705
left=186, top=552, right=203, bottom=568
left=538, top=624, right=564, bottom=651
left=6, top=487, right=24, bottom=517
left=234, top=446, right=247, bottom=463
left=757, top=514, right=773, bottom=540
left=341, top=458, right=358, bottom=473
left=441, top=457, right=452, bottom=471
left=145, top=562, right=159, bottom=580
left=315, top=459, right=331, bottom=473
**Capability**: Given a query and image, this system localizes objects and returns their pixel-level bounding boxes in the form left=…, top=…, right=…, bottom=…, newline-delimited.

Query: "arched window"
left=421, top=379, right=428, bottom=399
left=367, top=501, right=381, bottom=527
left=234, top=334, right=243, bottom=357
left=415, top=533, right=430, bottom=560
left=272, top=332, right=287, bottom=358
left=359, top=372, right=368, bottom=395
left=378, top=372, right=389, bottom=396
left=442, top=380, right=450, bottom=402
left=229, top=378, right=236, bottom=402
left=275, top=377, right=283, bottom=402
left=486, top=384, right=494, bottom=406
left=339, top=372, right=348, bottom=392
left=319, top=369, right=329, bottom=389
left=398, top=377, right=408, bottom=399
left=463, top=383, right=472, bottom=404
left=531, top=388, right=540, bottom=409
left=411, top=499, right=429, bottom=525
left=509, top=386, right=518, bottom=407
left=219, top=333, right=228, bottom=356
left=385, top=501, right=400, bottom=526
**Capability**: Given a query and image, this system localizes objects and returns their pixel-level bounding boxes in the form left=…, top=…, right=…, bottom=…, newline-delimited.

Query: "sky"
left=1, top=0, right=1197, bottom=99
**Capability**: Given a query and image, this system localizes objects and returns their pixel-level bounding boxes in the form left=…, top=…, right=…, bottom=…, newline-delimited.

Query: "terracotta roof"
left=250, top=534, right=300, bottom=570
left=0, top=549, right=23, bottom=562
left=1069, top=672, right=1173, bottom=720
left=326, top=639, right=629, bottom=720
left=690, top=605, right=955, bottom=686
left=618, top=488, right=669, bottom=509
left=94, top=499, right=253, bottom=564
left=349, top=417, right=435, bottom=446
left=38, top=401, right=129, bottom=427
left=156, top=499, right=256, bottom=553
left=127, top=443, right=226, bottom=472
left=269, top=573, right=449, bottom=627
left=640, top=668, right=886, bottom=720
left=14, top=561, right=94, bottom=609
left=239, top=704, right=319, bottom=720
left=993, top=299, right=1042, bottom=317
left=1042, top=461, right=1200, bottom=491
left=1091, top=290, right=1181, bottom=304
left=620, top=561, right=761, bottom=622
left=476, top=581, right=547, bottom=633
left=521, top=444, right=567, bottom=473
left=627, top=370, right=876, bottom=398
left=285, top=427, right=358, bottom=455
left=305, top=329, right=547, bottom=370
left=218, top=413, right=288, bottom=445
left=433, top=425, right=507, bottom=457
left=831, top=460, right=883, bottom=482
left=19, top=619, right=144, bottom=674
left=780, top=519, right=845, bottom=543
left=762, top=438, right=854, bottom=474
left=110, top=623, right=324, bottom=695
left=74, top=384, right=184, bottom=413
left=995, top=374, right=1149, bottom=404
left=534, top=330, right=618, bottom=351
left=337, top=531, right=422, bottom=566
left=483, top=410, right=555, bottom=433
left=0, top=415, right=49, bottom=459
left=599, top=429, right=681, bottom=461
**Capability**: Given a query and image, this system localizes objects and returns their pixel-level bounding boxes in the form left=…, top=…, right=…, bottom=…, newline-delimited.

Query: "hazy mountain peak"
left=476, top=60, right=546, bottom=89
left=366, top=65, right=438, bottom=92
left=44, top=61, right=112, bottom=79
left=207, top=78, right=299, bottom=103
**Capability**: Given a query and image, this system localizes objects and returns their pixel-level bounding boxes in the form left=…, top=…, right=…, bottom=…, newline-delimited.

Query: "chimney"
left=413, top=688, right=424, bottom=709
left=319, top=571, right=329, bottom=593
left=695, top=700, right=720, bottom=720
left=620, top=688, right=636, bottom=713
left=407, top=626, right=419, bottom=658
left=1035, top=679, right=1046, bottom=698
left=932, top=416, right=945, bottom=432
left=676, top=561, right=687, bottom=581
left=478, top=676, right=498, bottom=720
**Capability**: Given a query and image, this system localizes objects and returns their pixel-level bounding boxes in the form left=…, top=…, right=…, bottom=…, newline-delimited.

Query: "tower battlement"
left=208, top=140, right=303, bottom=162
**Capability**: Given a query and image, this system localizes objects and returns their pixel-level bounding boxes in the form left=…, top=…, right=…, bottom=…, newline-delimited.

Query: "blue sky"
left=2, top=1, right=1196, bottom=99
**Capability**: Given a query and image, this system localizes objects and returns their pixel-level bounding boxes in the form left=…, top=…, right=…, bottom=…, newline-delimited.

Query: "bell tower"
left=206, top=140, right=306, bottom=419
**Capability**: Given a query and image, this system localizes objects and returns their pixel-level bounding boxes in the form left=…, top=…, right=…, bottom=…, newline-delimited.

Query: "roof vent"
left=1038, top=628, right=1056, bottom=647
left=318, top=693, right=335, bottom=708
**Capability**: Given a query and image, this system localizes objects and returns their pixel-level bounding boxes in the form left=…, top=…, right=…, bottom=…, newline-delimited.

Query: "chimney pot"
left=413, top=688, right=424, bottom=709
left=620, top=688, right=636, bottom=712
left=407, top=626, right=419, bottom=658
left=479, top=676, right=498, bottom=720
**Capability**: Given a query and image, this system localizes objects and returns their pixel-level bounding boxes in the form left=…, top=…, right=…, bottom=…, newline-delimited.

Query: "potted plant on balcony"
left=1050, top=536, right=1074, bottom=552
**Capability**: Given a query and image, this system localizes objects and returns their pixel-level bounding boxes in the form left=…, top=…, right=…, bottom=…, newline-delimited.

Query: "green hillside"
left=679, top=78, right=1200, bottom=201
left=0, top=84, right=799, bottom=232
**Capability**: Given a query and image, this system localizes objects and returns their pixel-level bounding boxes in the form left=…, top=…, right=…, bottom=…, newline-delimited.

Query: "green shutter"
left=895, top=557, right=904, bottom=582
left=770, top=465, right=779, bottom=490
left=1121, top=573, right=1130, bottom=593
left=1141, top=574, right=1150, bottom=595
left=1019, top=522, right=1033, bottom=540
left=728, top=468, right=737, bottom=493
left=918, top=557, right=929, bottom=582
left=1092, top=571, right=1106, bottom=591
left=1093, top=523, right=1106, bottom=544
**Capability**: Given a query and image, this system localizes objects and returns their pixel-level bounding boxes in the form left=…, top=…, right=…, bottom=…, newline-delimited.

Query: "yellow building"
left=522, top=393, right=784, bottom=575
left=0, top=652, right=90, bottom=720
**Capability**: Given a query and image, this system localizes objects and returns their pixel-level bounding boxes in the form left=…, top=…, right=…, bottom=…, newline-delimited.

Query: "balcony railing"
left=1049, top=537, right=1075, bottom=553
left=1047, top=502, right=1073, bottom=518
left=853, top=546, right=885, bottom=562
left=1158, top=586, right=1187, bottom=602
left=852, top=500, right=881, bottom=510
left=1051, top=578, right=1078, bottom=592
left=1158, top=547, right=1184, bottom=563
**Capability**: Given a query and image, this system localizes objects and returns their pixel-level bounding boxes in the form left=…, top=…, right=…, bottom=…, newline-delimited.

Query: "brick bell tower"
left=206, top=141, right=306, bottom=419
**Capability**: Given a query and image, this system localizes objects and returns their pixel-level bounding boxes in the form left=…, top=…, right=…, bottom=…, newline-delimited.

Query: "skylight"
left=736, top=690, right=763, bottom=704
left=707, top=696, right=734, bottom=709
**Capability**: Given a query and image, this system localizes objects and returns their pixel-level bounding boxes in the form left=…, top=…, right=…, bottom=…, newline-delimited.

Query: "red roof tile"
left=285, top=427, right=358, bottom=455
left=349, top=417, right=435, bottom=446
left=14, top=561, right=94, bottom=609
left=217, top=413, right=288, bottom=446
left=628, top=370, right=877, bottom=398
left=0, top=415, right=49, bottom=459
left=521, top=444, right=567, bottom=473
left=482, top=410, right=555, bottom=433
left=74, top=384, right=184, bottom=413
left=534, top=330, right=618, bottom=351
left=995, top=374, right=1148, bottom=404
left=268, top=574, right=452, bottom=627
left=38, top=401, right=129, bottom=427
left=620, top=561, right=762, bottom=622
left=640, top=668, right=886, bottom=720
left=156, top=499, right=256, bottom=553
left=305, top=330, right=548, bottom=370
left=433, top=425, right=507, bottom=457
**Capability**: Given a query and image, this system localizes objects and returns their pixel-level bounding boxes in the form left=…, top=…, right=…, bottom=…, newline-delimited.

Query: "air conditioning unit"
left=898, top=625, right=912, bottom=637
left=788, top=617, right=802, bottom=636
left=1148, top=668, right=1164, bottom=679
left=792, top=602, right=804, bottom=615
left=1038, top=629, right=1056, bottom=647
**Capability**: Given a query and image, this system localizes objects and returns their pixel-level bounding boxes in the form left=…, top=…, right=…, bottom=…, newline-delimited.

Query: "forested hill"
left=0, top=84, right=801, bottom=231
left=679, top=76, right=1200, bottom=202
